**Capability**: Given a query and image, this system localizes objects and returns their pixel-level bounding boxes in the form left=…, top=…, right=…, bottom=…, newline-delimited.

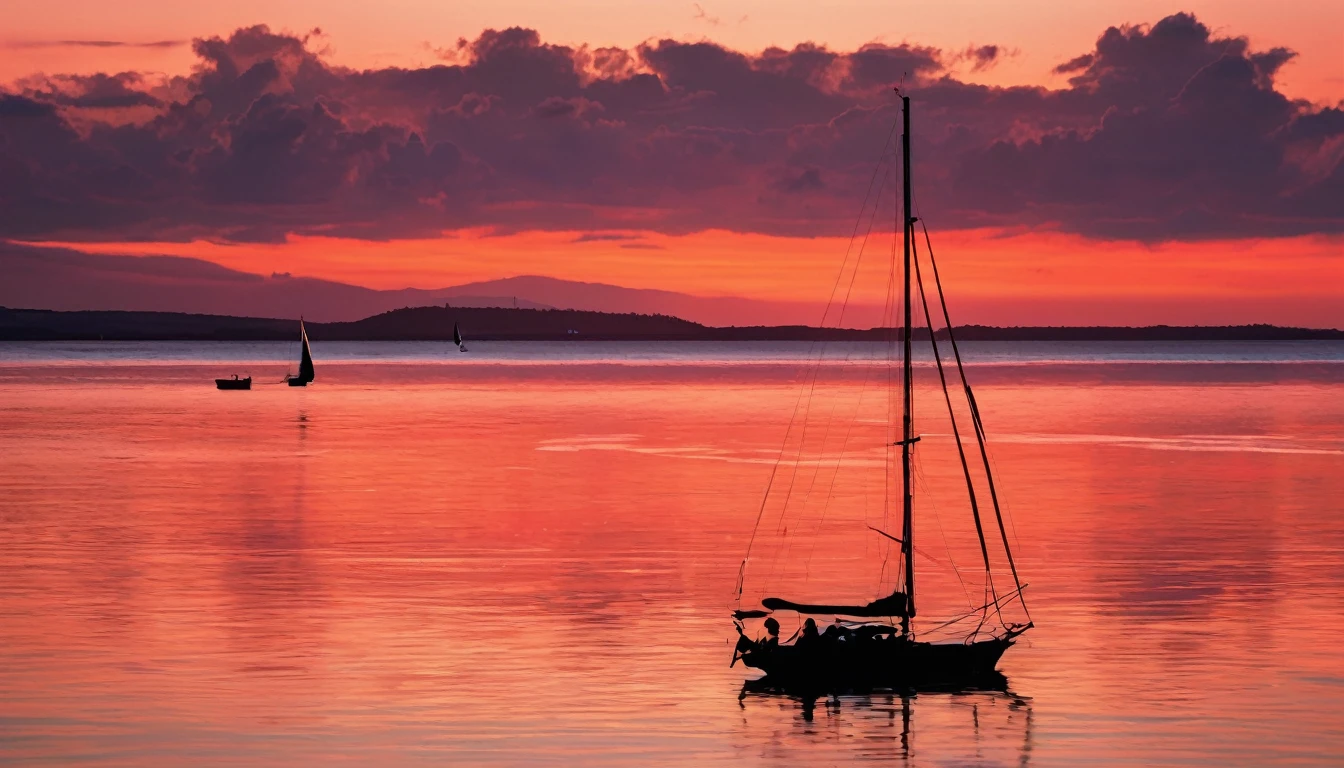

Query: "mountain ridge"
left=2, top=305, right=1339, bottom=342
left=1, top=243, right=810, bottom=325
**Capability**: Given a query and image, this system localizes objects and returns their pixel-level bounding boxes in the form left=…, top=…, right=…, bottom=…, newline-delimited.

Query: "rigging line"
left=975, top=429, right=1026, bottom=568
left=916, top=214, right=1030, bottom=621
left=790, top=148, right=895, bottom=582
left=736, top=117, right=901, bottom=603
left=910, top=450, right=975, bottom=611
left=780, top=350, right=872, bottom=589
left=912, top=236, right=998, bottom=603
left=814, top=115, right=901, bottom=331
left=794, top=268, right=877, bottom=522
left=879, top=200, right=899, bottom=592
left=770, top=151, right=893, bottom=551
left=792, top=345, right=871, bottom=585
left=800, top=344, right=885, bottom=582
left=767, top=328, right=852, bottom=584
left=965, top=393, right=1020, bottom=551
left=917, top=586, right=1028, bottom=634
left=767, top=128, right=900, bottom=587
left=866, top=523, right=950, bottom=567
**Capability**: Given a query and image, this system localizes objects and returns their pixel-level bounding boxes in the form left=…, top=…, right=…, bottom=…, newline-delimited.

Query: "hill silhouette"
left=1, top=243, right=808, bottom=325
left=1, top=305, right=1340, bottom=342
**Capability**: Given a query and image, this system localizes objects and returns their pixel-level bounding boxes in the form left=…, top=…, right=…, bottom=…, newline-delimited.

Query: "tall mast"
left=899, top=94, right=916, bottom=634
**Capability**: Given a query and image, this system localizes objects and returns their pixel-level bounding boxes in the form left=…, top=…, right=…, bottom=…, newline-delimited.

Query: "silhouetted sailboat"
left=286, top=319, right=316, bottom=387
left=453, top=322, right=468, bottom=352
left=731, top=93, right=1031, bottom=692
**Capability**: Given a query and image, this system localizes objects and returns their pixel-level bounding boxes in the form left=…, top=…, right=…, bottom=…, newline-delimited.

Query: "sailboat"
left=453, top=322, right=468, bottom=353
left=286, top=319, right=316, bottom=387
left=731, top=93, right=1032, bottom=692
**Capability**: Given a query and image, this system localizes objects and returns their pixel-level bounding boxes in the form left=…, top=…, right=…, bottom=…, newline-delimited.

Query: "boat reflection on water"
left=740, top=669, right=1012, bottom=701
left=738, top=680, right=1033, bottom=764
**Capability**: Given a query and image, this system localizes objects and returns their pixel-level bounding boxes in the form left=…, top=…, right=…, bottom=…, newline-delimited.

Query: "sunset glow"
left=28, top=229, right=1344, bottom=326
left=3, top=3, right=1344, bottom=764
left=2, top=2, right=1341, bottom=326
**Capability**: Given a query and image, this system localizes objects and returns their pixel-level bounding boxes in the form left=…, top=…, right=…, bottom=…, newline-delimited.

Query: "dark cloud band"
left=0, top=13, right=1339, bottom=244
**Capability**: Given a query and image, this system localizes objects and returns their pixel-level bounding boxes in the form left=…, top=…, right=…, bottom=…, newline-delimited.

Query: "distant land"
left=0, top=243, right=815, bottom=326
left=9, top=242, right=1342, bottom=329
left=2, top=306, right=1340, bottom=342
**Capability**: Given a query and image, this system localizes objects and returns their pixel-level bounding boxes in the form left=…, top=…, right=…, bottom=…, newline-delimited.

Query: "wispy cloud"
left=8, top=39, right=185, bottom=49
left=956, top=44, right=1016, bottom=72
left=571, top=233, right=640, bottom=243
left=692, top=3, right=721, bottom=26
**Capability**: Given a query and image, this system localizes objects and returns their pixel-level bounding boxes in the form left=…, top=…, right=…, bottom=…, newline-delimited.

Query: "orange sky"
left=3, top=0, right=1342, bottom=104
left=40, top=229, right=1344, bottom=327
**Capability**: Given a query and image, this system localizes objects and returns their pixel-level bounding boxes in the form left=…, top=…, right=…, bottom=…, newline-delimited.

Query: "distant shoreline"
left=2, top=306, right=1341, bottom=342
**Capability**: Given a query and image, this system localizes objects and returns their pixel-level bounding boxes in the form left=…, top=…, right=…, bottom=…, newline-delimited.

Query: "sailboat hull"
left=287, top=378, right=310, bottom=387
left=739, top=635, right=1013, bottom=693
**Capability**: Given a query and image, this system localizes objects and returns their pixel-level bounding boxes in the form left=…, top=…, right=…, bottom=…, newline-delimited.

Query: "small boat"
left=731, top=92, right=1032, bottom=693
left=286, top=319, right=316, bottom=387
left=215, top=375, right=251, bottom=390
left=453, top=322, right=468, bottom=353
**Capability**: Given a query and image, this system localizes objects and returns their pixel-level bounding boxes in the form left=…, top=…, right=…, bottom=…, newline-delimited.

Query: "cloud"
left=18, top=72, right=162, bottom=109
left=0, top=13, right=1340, bottom=244
left=943, top=13, right=1337, bottom=238
left=773, top=166, right=825, bottom=193
left=692, top=3, right=721, bottom=26
left=960, top=44, right=1007, bottom=72
left=8, top=39, right=186, bottom=49
left=571, top=233, right=641, bottom=243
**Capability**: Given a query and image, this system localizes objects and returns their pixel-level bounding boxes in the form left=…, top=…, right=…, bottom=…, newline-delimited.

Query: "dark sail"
left=297, top=320, right=315, bottom=383
left=453, top=322, right=463, bottom=348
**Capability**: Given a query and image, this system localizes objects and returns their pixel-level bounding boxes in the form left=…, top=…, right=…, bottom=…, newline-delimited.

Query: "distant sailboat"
left=215, top=374, right=251, bottom=390
left=286, top=319, right=316, bottom=387
left=453, top=322, right=468, bottom=353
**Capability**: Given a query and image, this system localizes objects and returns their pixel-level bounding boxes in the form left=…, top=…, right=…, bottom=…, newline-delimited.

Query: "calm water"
left=2, top=341, right=1342, bottom=766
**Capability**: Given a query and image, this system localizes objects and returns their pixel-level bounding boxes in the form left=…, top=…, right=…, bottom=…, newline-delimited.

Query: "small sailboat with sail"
left=286, top=319, right=316, bottom=387
left=453, top=322, right=468, bottom=353
left=731, top=93, right=1032, bottom=692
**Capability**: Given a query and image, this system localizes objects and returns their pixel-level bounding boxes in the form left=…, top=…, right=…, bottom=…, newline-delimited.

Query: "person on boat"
left=760, top=617, right=781, bottom=651
left=822, top=619, right=852, bottom=644
left=733, top=617, right=781, bottom=667
left=795, top=618, right=821, bottom=650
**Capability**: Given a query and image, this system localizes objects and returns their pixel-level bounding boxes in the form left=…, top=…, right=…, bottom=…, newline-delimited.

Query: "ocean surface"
left=2, top=340, right=1342, bottom=766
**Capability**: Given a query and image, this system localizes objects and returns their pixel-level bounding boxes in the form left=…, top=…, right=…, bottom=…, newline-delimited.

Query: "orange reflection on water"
left=1, top=345, right=1342, bottom=765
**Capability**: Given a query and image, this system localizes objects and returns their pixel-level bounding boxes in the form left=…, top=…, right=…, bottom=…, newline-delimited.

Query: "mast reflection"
left=738, top=680, right=1033, bottom=764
